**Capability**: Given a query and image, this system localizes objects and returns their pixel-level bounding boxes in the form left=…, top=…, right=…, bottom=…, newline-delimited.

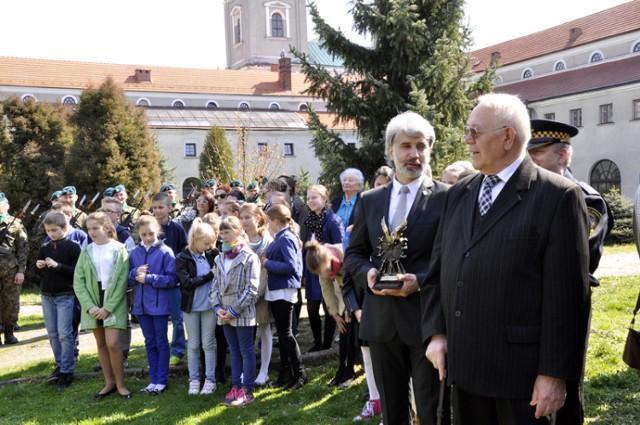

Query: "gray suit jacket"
left=345, top=177, right=448, bottom=346
left=421, top=156, right=591, bottom=399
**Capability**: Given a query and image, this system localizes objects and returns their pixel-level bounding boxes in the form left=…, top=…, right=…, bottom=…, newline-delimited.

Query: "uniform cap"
left=204, top=179, right=217, bottom=188
left=230, top=180, right=243, bottom=188
left=247, top=181, right=258, bottom=190
left=50, top=190, right=63, bottom=201
left=527, top=119, right=579, bottom=150
left=160, top=184, right=176, bottom=192
left=61, top=186, right=76, bottom=195
left=113, top=184, right=126, bottom=194
left=103, top=187, right=115, bottom=197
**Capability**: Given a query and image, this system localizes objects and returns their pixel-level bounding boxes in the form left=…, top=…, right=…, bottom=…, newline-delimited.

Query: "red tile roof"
left=0, top=56, right=310, bottom=96
left=470, top=0, right=640, bottom=72
left=493, top=54, right=640, bottom=103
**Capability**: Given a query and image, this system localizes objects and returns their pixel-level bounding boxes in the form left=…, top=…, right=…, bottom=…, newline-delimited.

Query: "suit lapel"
left=469, top=157, right=536, bottom=248
left=462, top=174, right=483, bottom=244
left=405, top=177, right=433, bottom=232
left=378, top=184, right=393, bottom=229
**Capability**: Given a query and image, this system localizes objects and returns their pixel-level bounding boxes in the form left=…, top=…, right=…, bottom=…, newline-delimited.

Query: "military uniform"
left=119, top=205, right=142, bottom=244
left=0, top=214, right=28, bottom=344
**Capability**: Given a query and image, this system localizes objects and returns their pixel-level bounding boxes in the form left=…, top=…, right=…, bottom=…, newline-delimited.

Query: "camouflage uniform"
left=70, top=208, right=88, bottom=231
left=119, top=205, right=142, bottom=245
left=0, top=215, right=28, bottom=344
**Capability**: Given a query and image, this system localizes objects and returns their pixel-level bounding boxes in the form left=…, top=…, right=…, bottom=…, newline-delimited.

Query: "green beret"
left=230, top=180, right=243, bottom=188
left=247, top=181, right=258, bottom=190
left=61, top=186, right=76, bottom=195
left=50, top=190, right=62, bottom=201
left=113, top=184, right=126, bottom=193
left=160, top=184, right=176, bottom=192
left=103, top=187, right=115, bottom=197
left=204, top=179, right=217, bottom=188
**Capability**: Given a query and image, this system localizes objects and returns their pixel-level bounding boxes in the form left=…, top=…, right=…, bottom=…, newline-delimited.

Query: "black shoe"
left=307, top=344, right=322, bottom=353
left=47, top=367, right=61, bottom=382
left=93, top=386, right=117, bottom=401
left=4, top=324, right=18, bottom=345
left=286, top=376, right=308, bottom=391
left=56, top=373, right=73, bottom=391
left=274, top=370, right=293, bottom=388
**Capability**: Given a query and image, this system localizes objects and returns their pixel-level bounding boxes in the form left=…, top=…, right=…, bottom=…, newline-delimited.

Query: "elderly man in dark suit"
left=422, top=93, right=591, bottom=424
left=345, top=111, right=449, bottom=425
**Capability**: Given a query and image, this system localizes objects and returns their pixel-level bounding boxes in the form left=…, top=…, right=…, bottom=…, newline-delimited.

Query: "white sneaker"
left=200, top=380, right=216, bottom=395
left=188, top=380, right=201, bottom=395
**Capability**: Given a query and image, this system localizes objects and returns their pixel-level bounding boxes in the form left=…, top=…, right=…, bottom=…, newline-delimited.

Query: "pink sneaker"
left=230, top=387, right=255, bottom=406
left=222, top=387, right=239, bottom=406
left=353, top=399, right=381, bottom=421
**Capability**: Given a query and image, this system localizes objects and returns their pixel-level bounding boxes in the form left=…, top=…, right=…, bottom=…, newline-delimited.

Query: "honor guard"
left=0, top=193, right=28, bottom=344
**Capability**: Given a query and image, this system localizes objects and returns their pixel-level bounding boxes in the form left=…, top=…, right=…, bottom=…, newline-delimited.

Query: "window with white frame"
left=257, top=142, right=268, bottom=155
left=634, top=99, right=640, bottom=120
left=206, top=101, right=219, bottom=109
left=570, top=108, right=582, bottom=128
left=231, top=7, right=242, bottom=45
left=173, top=100, right=185, bottom=108
left=22, top=94, right=36, bottom=102
left=269, top=102, right=281, bottom=110
left=544, top=113, right=556, bottom=120
left=284, top=143, right=294, bottom=156
left=634, top=42, right=640, bottom=53
left=554, top=61, right=566, bottom=71
left=184, top=143, right=197, bottom=158
left=590, top=52, right=604, bottom=63
left=298, top=103, right=308, bottom=112
left=522, top=69, right=533, bottom=79
left=238, top=102, right=250, bottom=111
left=265, top=1, right=290, bottom=38
left=137, top=98, right=150, bottom=107
left=599, top=103, right=613, bottom=124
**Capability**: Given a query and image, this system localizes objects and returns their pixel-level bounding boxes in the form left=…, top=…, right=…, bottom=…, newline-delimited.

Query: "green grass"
left=603, top=243, right=636, bottom=255
left=20, top=285, right=41, bottom=305
left=2, top=274, right=640, bottom=423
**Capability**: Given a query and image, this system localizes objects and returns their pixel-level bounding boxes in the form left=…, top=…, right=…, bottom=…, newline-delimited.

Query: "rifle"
left=69, top=192, right=99, bottom=228
left=122, top=189, right=151, bottom=230
left=180, top=184, right=198, bottom=214
left=85, top=192, right=100, bottom=211
left=0, top=200, right=30, bottom=246
left=22, top=203, right=40, bottom=226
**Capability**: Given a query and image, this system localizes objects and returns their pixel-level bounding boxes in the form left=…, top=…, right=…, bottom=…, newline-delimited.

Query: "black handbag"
left=623, top=291, right=640, bottom=370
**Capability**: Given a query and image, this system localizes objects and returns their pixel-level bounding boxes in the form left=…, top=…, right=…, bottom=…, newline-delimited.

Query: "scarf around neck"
left=222, top=240, right=245, bottom=260
left=304, top=206, right=327, bottom=243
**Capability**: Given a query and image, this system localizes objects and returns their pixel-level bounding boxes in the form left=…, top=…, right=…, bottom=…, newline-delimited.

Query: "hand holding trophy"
left=374, top=217, right=408, bottom=290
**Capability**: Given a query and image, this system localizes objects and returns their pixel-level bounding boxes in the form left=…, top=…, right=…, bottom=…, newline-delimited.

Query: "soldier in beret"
left=111, top=185, right=141, bottom=244
left=0, top=192, right=28, bottom=344
left=245, top=181, right=263, bottom=206
left=527, top=118, right=613, bottom=425
left=59, top=186, right=87, bottom=230
left=230, top=180, right=245, bottom=193
left=202, top=178, right=218, bottom=196
left=160, top=184, right=182, bottom=219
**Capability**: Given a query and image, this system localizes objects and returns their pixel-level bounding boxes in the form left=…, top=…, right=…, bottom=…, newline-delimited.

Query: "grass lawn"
left=2, top=274, right=639, bottom=423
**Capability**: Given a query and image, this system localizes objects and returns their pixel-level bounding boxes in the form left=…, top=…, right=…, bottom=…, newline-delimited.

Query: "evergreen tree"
left=603, top=188, right=633, bottom=245
left=0, top=97, right=73, bottom=208
left=295, top=0, right=495, bottom=191
left=199, top=125, right=235, bottom=184
left=66, top=78, right=162, bottom=199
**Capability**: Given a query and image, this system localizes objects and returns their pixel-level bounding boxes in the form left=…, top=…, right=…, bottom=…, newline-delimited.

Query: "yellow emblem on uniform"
left=587, top=206, right=603, bottom=236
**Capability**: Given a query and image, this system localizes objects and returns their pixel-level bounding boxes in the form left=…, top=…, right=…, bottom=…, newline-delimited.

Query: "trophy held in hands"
left=374, top=218, right=408, bottom=290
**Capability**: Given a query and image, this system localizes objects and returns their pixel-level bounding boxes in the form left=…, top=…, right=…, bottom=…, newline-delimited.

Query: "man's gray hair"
left=385, top=111, right=436, bottom=149
left=476, top=93, right=531, bottom=148
left=339, top=168, right=365, bottom=191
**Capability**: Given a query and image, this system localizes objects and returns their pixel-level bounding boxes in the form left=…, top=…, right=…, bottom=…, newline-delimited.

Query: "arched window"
left=173, top=100, right=185, bottom=108
left=206, top=101, right=219, bottom=109
left=137, top=98, right=150, bottom=107
left=62, top=96, right=77, bottom=104
left=22, top=94, right=36, bottom=102
left=182, top=177, right=201, bottom=198
left=554, top=61, right=566, bottom=71
left=298, top=103, right=308, bottom=112
left=271, top=12, right=284, bottom=38
left=269, top=102, right=281, bottom=110
left=633, top=42, right=640, bottom=53
left=238, top=102, right=250, bottom=111
left=522, top=68, right=533, bottom=79
left=590, top=159, right=621, bottom=194
left=590, top=52, right=604, bottom=63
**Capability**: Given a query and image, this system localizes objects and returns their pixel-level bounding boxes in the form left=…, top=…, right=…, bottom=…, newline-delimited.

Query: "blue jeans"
left=223, top=325, right=256, bottom=390
left=169, top=287, right=185, bottom=358
left=41, top=294, right=76, bottom=374
left=137, top=314, right=170, bottom=385
left=184, top=310, right=217, bottom=381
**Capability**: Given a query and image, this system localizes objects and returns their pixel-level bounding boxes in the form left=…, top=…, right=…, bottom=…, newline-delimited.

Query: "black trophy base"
left=373, top=274, right=403, bottom=290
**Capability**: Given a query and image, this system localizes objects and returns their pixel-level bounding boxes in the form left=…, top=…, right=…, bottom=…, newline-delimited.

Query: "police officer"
left=527, top=119, right=613, bottom=425
left=59, top=186, right=87, bottom=230
left=0, top=193, right=28, bottom=345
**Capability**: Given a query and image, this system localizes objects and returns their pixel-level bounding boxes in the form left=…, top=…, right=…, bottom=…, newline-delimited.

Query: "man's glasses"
left=464, top=126, right=508, bottom=140
left=214, top=194, right=227, bottom=200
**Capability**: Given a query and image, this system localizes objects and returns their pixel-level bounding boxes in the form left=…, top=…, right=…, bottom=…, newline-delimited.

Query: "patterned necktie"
left=390, top=185, right=410, bottom=230
left=479, top=175, right=501, bottom=216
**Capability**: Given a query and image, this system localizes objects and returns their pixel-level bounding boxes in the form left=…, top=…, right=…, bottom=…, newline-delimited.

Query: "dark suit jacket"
left=421, top=156, right=591, bottom=399
left=345, top=177, right=448, bottom=346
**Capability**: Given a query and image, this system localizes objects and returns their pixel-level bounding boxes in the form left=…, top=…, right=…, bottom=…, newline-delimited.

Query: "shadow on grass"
left=585, top=368, right=640, bottom=424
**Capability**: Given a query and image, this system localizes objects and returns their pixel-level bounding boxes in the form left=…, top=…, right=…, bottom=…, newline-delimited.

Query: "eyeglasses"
left=214, top=194, right=227, bottom=200
left=464, top=126, right=508, bottom=140
left=196, top=199, right=209, bottom=204
left=102, top=209, right=120, bottom=215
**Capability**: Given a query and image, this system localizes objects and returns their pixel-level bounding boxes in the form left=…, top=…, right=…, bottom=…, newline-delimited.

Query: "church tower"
left=223, top=0, right=308, bottom=70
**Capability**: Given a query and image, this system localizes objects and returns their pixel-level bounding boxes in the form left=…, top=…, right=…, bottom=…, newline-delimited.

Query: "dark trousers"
left=370, top=335, right=448, bottom=425
left=452, top=385, right=551, bottom=425
left=334, top=315, right=357, bottom=381
left=307, top=299, right=336, bottom=349
left=270, top=299, right=303, bottom=377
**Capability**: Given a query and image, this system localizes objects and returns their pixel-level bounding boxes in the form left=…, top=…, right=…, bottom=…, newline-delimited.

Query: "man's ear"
left=503, top=127, right=517, bottom=152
